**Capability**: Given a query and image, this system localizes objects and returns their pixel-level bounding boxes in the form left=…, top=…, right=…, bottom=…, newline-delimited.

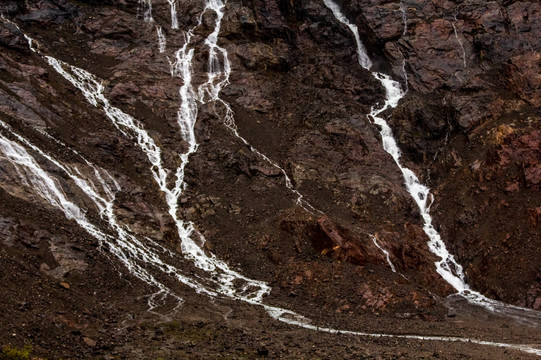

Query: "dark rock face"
left=0, top=0, right=540, bottom=358
left=358, top=0, right=541, bottom=308
left=320, top=0, right=541, bottom=309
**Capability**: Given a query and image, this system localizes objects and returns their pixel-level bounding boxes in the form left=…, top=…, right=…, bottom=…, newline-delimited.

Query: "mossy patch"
left=1, top=345, right=32, bottom=360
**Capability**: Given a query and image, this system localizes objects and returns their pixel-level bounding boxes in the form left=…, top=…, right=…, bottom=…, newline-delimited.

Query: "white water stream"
left=156, top=26, right=166, bottom=53
left=138, top=0, right=154, bottom=23
left=399, top=2, right=408, bottom=36
left=223, top=107, right=320, bottom=214
left=2, top=2, right=541, bottom=354
left=18, top=26, right=271, bottom=305
left=452, top=22, right=467, bottom=69
left=322, top=0, right=541, bottom=324
left=0, top=123, right=190, bottom=311
left=3, top=131, right=539, bottom=356
left=167, top=0, right=179, bottom=29
left=165, top=0, right=320, bottom=214
left=370, top=235, right=396, bottom=273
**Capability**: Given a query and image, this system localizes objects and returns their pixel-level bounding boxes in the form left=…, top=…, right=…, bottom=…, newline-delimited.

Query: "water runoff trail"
left=140, top=1, right=539, bottom=353
left=3, top=4, right=541, bottom=355
left=8, top=18, right=272, bottom=308
left=0, top=120, right=192, bottom=312
left=166, top=0, right=320, bottom=215
left=322, top=0, right=541, bottom=325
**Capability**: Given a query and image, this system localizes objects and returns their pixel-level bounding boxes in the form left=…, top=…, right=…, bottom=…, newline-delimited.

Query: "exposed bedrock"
left=0, top=3, right=540, bottom=358
left=338, top=0, right=540, bottom=307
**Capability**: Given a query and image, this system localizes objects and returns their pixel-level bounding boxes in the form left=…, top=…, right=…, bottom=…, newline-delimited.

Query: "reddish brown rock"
left=506, top=52, right=541, bottom=107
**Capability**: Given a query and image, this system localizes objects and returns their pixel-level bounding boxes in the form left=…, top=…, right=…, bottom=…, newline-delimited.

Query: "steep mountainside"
left=0, top=0, right=539, bottom=358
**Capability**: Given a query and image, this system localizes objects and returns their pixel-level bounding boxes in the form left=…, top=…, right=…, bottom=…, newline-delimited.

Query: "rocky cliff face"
left=386, top=0, right=541, bottom=308
left=0, top=0, right=539, bottom=358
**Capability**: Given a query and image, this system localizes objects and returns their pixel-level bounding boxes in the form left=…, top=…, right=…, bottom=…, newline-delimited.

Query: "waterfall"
left=370, top=235, right=397, bottom=273
left=322, top=0, right=541, bottom=320
left=2, top=3, right=540, bottom=354
left=168, top=0, right=179, bottom=30
left=156, top=26, right=166, bottom=53
left=138, top=0, right=154, bottom=23
left=17, top=26, right=271, bottom=303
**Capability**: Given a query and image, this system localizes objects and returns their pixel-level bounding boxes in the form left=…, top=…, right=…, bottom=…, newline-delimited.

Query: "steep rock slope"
left=357, top=0, right=541, bottom=307
left=0, top=0, right=539, bottom=358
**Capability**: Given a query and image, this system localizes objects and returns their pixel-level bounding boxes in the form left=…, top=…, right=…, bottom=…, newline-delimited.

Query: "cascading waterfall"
left=322, top=0, right=541, bottom=321
left=167, top=0, right=179, bottom=30
left=370, top=235, right=397, bottom=273
left=3, top=4, right=541, bottom=355
left=0, top=124, right=189, bottom=311
left=138, top=0, right=154, bottom=23
left=0, top=121, right=240, bottom=307
left=189, top=0, right=321, bottom=215
left=156, top=0, right=541, bottom=336
left=369, top=73, right=475, bottom=292
left=148, top=0, right=319, bottom=215
left=323, top=0, right=372, bottom=69
left=156, top=26, right=166, bottom=53
left=17, top=27, right=271, bottom=303
left=3, top=131, right=539, bottom=356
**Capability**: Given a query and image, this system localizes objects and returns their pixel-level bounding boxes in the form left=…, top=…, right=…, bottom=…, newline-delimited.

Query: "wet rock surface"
left=0, top=0, right=539, bottom=358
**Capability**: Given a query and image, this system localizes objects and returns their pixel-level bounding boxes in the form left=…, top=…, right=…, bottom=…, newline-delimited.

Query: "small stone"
left=59, top=282, right=70, bottom=289
left=257, top=347, right=269, bottom=356
left=470, top=161, right=481, bottom=172
left=505, top=182, right=520, bottom=192
left=40, top=263, right=50, bottom=272
left=203, top=241, right=213, bottom=251
left=83, top=337, right=97, bottom=347
left=202, top=208, right=215, bottom=217
left=533, top=296, right=541, bottom=310
left=251, top=165, right=281, bottom=176
left=446, top=308, right=456, bottom=318
left=229, top=204, right=241, bottom=214
left=395, top=312, right=413, bottom=319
